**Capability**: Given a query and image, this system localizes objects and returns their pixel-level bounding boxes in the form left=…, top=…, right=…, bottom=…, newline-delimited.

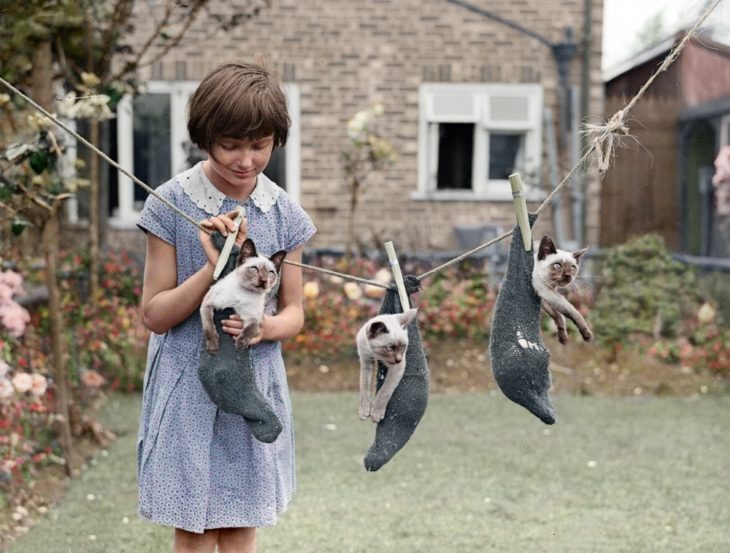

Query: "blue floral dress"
left=136, top=162, right=315, bottom=533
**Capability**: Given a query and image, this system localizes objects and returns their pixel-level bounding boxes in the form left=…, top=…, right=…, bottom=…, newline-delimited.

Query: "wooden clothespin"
left=508, top=173, right=532, bottom=251
left=213, top=206, right=246, bottom=281
left=384, top=241, right=410, bottom=311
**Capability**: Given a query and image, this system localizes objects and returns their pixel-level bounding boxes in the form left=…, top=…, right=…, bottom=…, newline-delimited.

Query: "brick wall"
left=121, top=0, right=604, bottom=252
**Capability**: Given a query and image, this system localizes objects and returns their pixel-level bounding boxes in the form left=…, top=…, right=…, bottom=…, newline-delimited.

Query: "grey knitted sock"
left=197, top=233, right=283, bottom=443
left=364, top=275, right=429, bottom=472
left=489, top=214, right=556, bottom=425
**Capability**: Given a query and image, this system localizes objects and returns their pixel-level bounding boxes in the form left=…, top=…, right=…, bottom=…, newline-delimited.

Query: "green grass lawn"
left=7, top=392, right=730, bottom=553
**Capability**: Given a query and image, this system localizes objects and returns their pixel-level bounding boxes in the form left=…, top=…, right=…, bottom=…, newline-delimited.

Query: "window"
left=106, top=81, right=301, bottom=228
left=416, top=84, right=542, bottom=201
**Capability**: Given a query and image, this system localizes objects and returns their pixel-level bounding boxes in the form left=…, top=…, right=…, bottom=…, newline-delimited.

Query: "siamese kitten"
left=201, top=238, right=286, bottom=353
left=357, top=308, right=418, bottom=422
left=532, top=235, right=592, bottom=344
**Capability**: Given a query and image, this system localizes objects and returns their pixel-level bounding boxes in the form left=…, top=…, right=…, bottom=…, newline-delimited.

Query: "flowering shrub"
left=286, top=256, right=495, bottom=359
left=0, top=274, right=56, bottom=492
left=30, top=247, right=149, bottom=392
left=0, top=248, right=148, bottom=491
left=646, top=303, right=730, bottom=376
left=0, top=271, right=31, bottom=338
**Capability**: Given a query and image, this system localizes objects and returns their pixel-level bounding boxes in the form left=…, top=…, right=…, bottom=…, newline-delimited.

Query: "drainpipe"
left=445, top=0, right=579, bottom=234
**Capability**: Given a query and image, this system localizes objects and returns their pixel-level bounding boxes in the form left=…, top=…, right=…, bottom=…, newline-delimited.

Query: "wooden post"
left=508, top=173, right=532, bottom=251
left=384, top=241, right=409, bottom=311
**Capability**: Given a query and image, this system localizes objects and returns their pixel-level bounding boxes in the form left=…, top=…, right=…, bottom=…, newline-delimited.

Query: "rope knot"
left=583, top=109, right=630, bottom=174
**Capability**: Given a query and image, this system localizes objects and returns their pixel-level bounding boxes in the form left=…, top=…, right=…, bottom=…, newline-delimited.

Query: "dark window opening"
left=437, top=123, right=473, bottom=190
left=133, top=93, right=171, bottom=208
left=488, top=133, right=523, bottom=180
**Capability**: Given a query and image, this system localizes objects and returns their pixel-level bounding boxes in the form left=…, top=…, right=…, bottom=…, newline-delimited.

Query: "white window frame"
left=415, top=83, right=543, bottom=202
left=111, top=81, right=301, bottom=228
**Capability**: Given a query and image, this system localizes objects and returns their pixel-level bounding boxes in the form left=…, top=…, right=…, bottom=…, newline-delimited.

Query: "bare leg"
left=358, top=355, right=373, bottom=420
left=174, top=528, right=219, bottom=553
left=369, top=361, right=405, bottom=422
left=217, top=527, right=256, bottom=553
left=542, top=302, right=568, bottom=344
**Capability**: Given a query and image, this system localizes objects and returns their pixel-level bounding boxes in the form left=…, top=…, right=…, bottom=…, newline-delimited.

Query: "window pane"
left=133, top=93, right=171, bottom=203
left=488, top=133, right=524, bottom=180
left=437, top=123, right=474, bottom=190
left=489, top=96, right=529, bottom=121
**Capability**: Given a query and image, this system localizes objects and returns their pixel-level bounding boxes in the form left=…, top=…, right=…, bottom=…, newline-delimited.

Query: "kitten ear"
left=367, top=321, right=389, bottom=340
left=236, top=239, right=257, bottom=265
left=399, top=308, right=418, bottom=328
left=537, top=235, right=557, bottom=260
left=268, top=250, right=287, bottom=272
left=572, top=247, right=589, bottom=263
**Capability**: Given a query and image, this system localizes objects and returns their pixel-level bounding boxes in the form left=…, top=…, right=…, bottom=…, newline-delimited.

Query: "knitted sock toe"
left=199, top=308, right=283, bottom=443
left=364, top=275, right=429, bottom=471
left=489, top=214, right=556, bottom=425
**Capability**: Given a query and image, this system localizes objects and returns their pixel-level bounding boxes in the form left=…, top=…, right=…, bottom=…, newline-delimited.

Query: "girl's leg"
left=217, top=527, right=256, bottom=553
left=173, top=528, right=220, bottom=553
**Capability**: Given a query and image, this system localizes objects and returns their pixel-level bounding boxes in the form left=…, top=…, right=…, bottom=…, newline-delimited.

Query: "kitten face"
left=234, top=239, right=287, bottom=294
left=368, top=321, right=407, bottom=364
left=364, top=309, right=418, bottom=365
left=535, top=235, right=587, bottom=289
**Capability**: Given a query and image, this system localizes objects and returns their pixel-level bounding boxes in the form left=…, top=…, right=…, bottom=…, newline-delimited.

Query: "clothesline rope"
left=0, top=0, right=720, bottom=289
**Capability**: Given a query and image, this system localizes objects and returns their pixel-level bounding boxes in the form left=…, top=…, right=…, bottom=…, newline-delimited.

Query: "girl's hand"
left=221, top=314, right=244, bottom=338
left=221, top=314, right=268, bottom=346
left=199, top=210, right=248, bottom=267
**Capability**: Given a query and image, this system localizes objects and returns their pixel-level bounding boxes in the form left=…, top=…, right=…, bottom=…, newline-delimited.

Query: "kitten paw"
left=369, top=405, right=386, bottom=422
left=558, top=329, right=569, bottom=345
left=205, top=341, right=219, bottom=355
left=358, top=405, right=371, bottom=420
left=581, top=328, right=593, bottom=342
left=235, top=337, right=251, bottom=350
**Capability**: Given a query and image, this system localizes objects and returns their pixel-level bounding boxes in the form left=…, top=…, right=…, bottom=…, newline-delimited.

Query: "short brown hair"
left=187, top=62, right=290, bottom=152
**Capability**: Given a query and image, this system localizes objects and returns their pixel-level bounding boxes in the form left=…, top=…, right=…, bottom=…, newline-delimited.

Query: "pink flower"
left=12, top=372, right=32, bottom=393
left=0, top=271, right=24, bottom=295
left=30, top=373, right=48, bottom=397
left=0, top=377, right=13, bottom=399
left=0, top=302, right=31, bottom=337
left=81, top=369, right=106, bottom=389
left=0, top=360, right=9, bottom=377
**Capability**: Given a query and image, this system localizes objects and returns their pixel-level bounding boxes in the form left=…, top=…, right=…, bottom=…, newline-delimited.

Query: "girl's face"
left=205, top=135, right=275, bottom=195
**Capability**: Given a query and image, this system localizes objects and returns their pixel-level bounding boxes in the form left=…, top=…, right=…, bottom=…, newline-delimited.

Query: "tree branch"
left=109, top=0, right=177, bottom=82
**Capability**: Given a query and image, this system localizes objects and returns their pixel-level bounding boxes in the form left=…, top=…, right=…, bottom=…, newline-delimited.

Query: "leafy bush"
left=591, top=235, right=700, bottom=347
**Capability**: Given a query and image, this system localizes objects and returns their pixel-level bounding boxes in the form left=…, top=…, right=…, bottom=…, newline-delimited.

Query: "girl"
left=137, top=62, right=315, bottom=553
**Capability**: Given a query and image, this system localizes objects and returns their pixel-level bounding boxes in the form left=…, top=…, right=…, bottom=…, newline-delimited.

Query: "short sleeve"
left=137, top=182, right=177, bottom=246
left=280, top=194, right=316, bottom=252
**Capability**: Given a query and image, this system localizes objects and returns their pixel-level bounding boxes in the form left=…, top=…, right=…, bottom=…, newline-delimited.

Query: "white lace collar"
left=179, top=162, right=280, bottom=215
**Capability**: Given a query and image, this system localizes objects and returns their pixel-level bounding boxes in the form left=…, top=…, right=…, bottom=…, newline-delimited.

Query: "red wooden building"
left=602, top=33, right=730, bottom=261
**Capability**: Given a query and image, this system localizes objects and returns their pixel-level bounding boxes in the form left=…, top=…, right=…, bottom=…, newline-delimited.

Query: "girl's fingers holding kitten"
left=221, top=317, right=244, bottom=336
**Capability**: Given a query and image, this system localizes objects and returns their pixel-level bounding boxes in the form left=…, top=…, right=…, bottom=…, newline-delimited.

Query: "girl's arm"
left=141, top=212, right=246, bottom=335
left=141, top=235, right=214, bottom=334
left=243, top=245, right=306, bottom=344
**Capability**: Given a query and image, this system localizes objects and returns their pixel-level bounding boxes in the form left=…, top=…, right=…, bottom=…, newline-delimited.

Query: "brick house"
left=103, top=0, right=604, bottom=257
